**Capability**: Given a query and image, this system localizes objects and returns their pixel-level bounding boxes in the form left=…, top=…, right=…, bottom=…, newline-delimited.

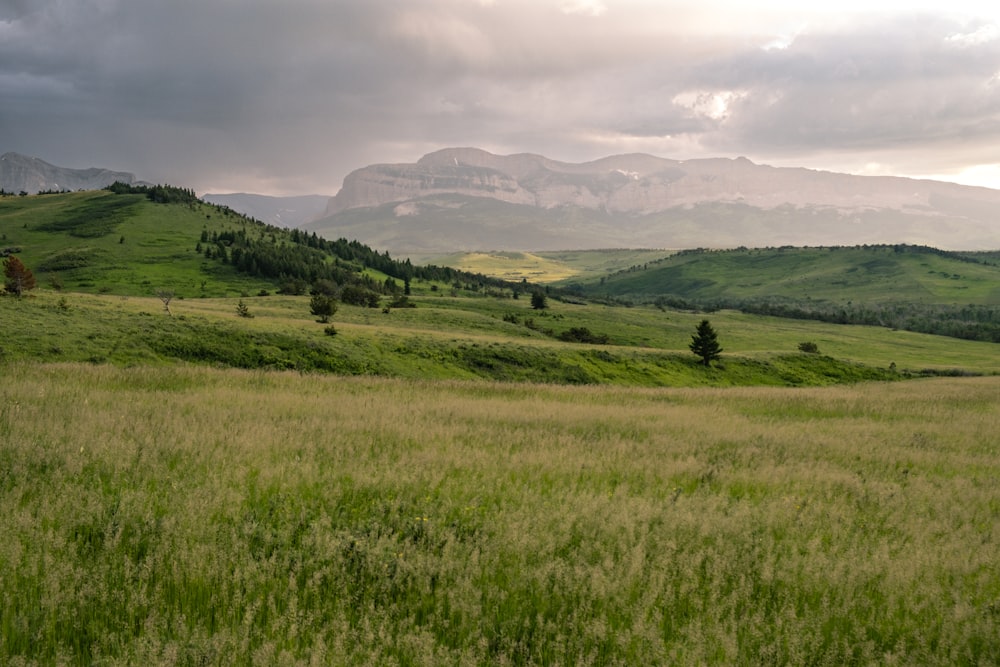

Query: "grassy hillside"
left=2, top=363, right=998, bottom=664
left=569, top=245, right=1000, bottom=341
left=577, top=245, right=1000, bottom=304
left=3, top=289, right=998, bottom=385
left=1, top=190, right=274, bottom=297
left=0, top=188, right=509, bottom=300
left=3, top=190, right=997, bottom=380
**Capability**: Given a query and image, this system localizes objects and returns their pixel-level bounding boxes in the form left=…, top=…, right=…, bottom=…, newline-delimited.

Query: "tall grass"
left=1, top=364, right=998, bottom=664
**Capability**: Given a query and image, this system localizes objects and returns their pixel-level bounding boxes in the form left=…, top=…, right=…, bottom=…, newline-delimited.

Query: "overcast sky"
left=2, top=0, right=999, bottom=195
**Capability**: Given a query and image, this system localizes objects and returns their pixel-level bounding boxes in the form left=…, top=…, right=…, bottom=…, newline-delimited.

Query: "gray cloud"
left=706, top=17, right=1000, bottom=151
left=2, top=1, right=999, bottom=194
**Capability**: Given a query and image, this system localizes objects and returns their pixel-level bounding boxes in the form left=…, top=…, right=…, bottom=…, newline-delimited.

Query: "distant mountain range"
left=303, top=147, right=1000, bottom=253
left=7, top=148, right=1000, bottom=252
left=0, top=152, right=138, bottom=194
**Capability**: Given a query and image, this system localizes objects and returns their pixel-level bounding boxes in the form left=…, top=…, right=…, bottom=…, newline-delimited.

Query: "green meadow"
left=2, top=364, right=999, bottom=664
left=2, top=190, right=1000, bottom=664
left=425, top=249, right=677, bottom=284
left=4, top=289, right=999, bottom=384
left=577, top=245, right=1000, bottom=305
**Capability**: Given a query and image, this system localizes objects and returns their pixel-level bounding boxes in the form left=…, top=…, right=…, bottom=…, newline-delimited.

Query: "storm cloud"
left=2, top=0, right=998, bottom=194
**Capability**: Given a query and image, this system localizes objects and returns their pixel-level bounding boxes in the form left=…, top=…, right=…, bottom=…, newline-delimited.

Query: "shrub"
left=558, top=327, right=611, bottom=344
left=798, top=341, right=820, bottom=354
left=278, top=279, right=308, bottom=296
left=310, top=279, right=338, bottom=296
left=340, top=285, right=380, bottom=308
left=388, top=295, right=416, bottom=309
left=310, top=294, right=338, bottom=323
left=3, top=255, right=36, bottom=296
left=531, top=290, right=548, bottom=310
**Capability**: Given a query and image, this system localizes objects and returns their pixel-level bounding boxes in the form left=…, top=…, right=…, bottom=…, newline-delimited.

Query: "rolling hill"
left=3, top=187, right=998, bottom=384
left=304, top=147, right=1000, bottom=254
left=567, top=245, right=1000, bottom=341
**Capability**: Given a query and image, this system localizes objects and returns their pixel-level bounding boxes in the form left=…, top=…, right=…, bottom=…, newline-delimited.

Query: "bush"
left=387, top=295, right=416, bottom=309
left=310, top=294, right=338, bottom=323
left=798, top=341, right=820, bottom=354
left=278, top=279, right=308, bottom=296
left=531, top=291, right=548, bottom=310
left=340, top=285, right=380, bottom=308
left=557, top=327, right=610, bottom=344
left=310, top=279, right=338, bottom=296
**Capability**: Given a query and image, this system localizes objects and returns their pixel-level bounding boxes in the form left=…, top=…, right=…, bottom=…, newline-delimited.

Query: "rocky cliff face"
left=307, top=148, right=1000, bottom=253
left=0, top=153, right=136, bottom=194
left=325, top=147, right=1000, bottom=217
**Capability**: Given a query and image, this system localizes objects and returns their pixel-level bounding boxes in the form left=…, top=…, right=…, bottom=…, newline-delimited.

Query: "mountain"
left=0, top=152, right=137, bottom=194
left=304, top=147, right=1000, bottom=253
left=202, top=193, right=329, bottom=229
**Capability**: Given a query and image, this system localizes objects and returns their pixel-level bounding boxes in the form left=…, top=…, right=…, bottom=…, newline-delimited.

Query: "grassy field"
left=1, top=363, right=998, bottom=665
left=4, top=288, right=999, bottom=384
left=4, top=191, right=1000, bottom=664
left=424, top=249, right=676, bottom=284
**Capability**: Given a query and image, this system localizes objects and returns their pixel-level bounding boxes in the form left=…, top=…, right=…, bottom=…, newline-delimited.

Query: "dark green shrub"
left=558, top=327, right=610, bottom=344
left=340, top=285, right=379, bottom=307
left=310, top=294, right=338, bottom=323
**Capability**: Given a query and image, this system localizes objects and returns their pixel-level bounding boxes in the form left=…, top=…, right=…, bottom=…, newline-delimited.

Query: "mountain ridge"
left=308, top=147, right=1000, bottom=253
left=325, top=147, right=1000, bottom=216
left=0, top=152, right=137, bottom=194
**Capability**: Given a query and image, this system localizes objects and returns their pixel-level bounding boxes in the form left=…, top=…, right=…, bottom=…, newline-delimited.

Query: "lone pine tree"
left=689, top=319, right=723, bottom=366
left=3, top=255, right=36, bottom=296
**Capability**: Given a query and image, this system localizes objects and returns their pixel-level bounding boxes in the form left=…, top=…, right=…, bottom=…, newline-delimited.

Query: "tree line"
left=105, top=182, right=199, bottom=205
left=696, top=298, right=1000, bottom=343
left=190, top=210, right=522, bottom=296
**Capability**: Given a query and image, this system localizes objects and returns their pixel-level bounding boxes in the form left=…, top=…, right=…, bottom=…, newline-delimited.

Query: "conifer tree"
left=689, top=319, right=722, bottom=366
left=3, top=255, right=36, bottom=296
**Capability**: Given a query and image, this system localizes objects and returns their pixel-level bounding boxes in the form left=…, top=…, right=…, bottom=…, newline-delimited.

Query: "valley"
left=1, top=185, right=999, bottom=664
